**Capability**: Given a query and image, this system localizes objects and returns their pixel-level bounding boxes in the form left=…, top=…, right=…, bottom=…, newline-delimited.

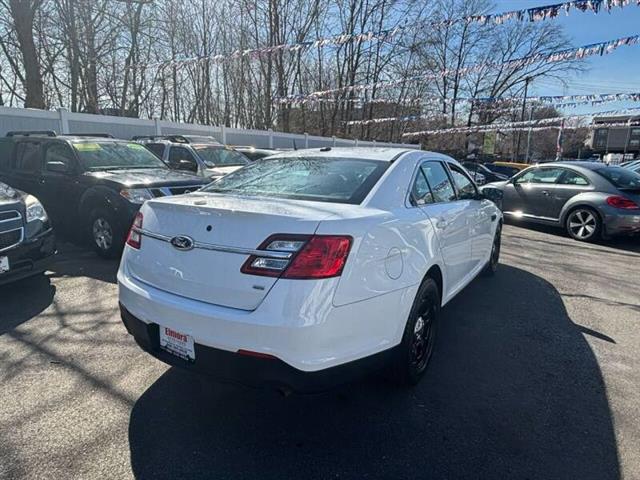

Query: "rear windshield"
left=202, top=156, right=390, bottom=204
left=73, top=141, right=167, bottom=171
left=595, top=167, right=640, bottom=191
left=193, top=146, right=249, bottom=168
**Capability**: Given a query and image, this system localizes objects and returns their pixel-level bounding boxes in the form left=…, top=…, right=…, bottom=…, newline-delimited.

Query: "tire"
left=392, top=277, right=440, bottom=386
left=89, top=208, right=125, bottom=259
left=482, top=223, right=502, bottom=277
left=565, top=207, right=601, bottom=242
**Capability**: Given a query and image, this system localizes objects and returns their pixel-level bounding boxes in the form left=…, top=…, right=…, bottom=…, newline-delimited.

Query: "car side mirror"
left=47, top=161, right=69, bottom=173
left=479, top=187, right=504, bottom=206
left=171, top=159, right=197, bottom=172
left=180, top=159, right=198, bottom=172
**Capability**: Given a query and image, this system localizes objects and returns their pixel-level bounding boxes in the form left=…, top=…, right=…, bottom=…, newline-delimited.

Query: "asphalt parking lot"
left=1, top=224, right=639, bottom=480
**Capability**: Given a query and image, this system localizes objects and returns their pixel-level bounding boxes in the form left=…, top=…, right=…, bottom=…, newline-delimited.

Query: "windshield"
left=595, top=166, right=640, bottom=190
left=202, top=156, right=389, bottom=204
left=193, top=146, right=249, bottom=168
left=73, top=141, right=167, bottom=171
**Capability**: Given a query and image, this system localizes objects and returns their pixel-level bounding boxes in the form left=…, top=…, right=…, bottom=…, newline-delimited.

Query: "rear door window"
left=559, top=170, right=590, bottom=186
left=14, top=142, right=42, bottom=172
left=420, top=161, right=456, bottom=203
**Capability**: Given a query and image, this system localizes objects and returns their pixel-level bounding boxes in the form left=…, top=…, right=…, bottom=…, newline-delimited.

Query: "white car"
left=117, top=148, right=502, bottom=392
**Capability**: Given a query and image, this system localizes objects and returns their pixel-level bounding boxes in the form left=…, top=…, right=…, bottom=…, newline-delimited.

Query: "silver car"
left=482, top=161, right=640, bottom=242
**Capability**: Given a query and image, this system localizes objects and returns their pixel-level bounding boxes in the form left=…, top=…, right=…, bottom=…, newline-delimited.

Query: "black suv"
left=0, top=131, right=207, bottom=258
left=0, top=181, right=56, bottom=285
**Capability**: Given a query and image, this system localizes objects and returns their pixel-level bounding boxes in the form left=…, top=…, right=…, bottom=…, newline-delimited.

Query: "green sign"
left=483, top=132, right=496, bottom=155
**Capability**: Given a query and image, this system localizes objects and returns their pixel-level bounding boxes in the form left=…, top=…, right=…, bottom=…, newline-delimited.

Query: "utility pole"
left=623, top=117, right=633, bottom=159
left=515, top=77, right=531, bottom=162
left=525, top=104, right=535, bottom=164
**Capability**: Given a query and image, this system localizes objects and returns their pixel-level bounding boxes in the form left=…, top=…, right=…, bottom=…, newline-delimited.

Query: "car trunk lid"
left=126, top=193, right=343, bottom=310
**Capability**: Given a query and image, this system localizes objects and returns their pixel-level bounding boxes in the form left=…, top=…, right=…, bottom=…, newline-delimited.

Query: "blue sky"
left=491, top=1, right=640, bottom=114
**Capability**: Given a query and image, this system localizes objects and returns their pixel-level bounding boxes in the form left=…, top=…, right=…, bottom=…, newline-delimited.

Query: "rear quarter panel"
left=558, top=191, right=614, bottom=224
left=327, top=152, right=448, bottom=309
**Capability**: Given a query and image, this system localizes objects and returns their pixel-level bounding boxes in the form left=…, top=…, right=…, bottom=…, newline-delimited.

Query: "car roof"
left=235, top=146, right=279, bottom=150
left=62, top=136, right=127, bottom=141
left=269, top=147, right=417, bottom=162
left=549, top=161, right=607, bottom=170
left=4, top=134, right=124, bottom=142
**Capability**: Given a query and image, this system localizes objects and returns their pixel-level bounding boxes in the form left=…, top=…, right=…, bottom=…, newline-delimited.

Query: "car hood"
left=84, top=168, right=206, bottom=187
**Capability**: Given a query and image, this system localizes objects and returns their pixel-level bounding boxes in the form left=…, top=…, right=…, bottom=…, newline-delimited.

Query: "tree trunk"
left=9, top=0, right=45, bottom=109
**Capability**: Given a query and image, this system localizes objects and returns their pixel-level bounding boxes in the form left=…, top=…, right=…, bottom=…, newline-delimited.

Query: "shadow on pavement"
left=128, top=265, right=619, bottom=480
left=0, top=275, right=56, bottom=335
left=46, top=242, right=119, bottom=284
left=505, top=218, right=640, bottom=254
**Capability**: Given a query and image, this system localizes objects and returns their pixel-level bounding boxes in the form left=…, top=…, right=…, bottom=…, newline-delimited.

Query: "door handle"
left=436, top=219, right=449, bottom=230
left=541, top=190, right=550, bottom=196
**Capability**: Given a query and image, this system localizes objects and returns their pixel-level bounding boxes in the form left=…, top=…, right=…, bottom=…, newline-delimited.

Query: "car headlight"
left=120, top=188, right=153, bottom=204
left=25, top=195, right=48, bottom=223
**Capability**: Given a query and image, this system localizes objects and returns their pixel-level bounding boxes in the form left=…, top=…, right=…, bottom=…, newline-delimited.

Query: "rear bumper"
left=603, top=210, right=640, bottom=236
left=120, top=304, right=397, bottom=393
left=117, top=259, right=416, bottom=382
left=0, top=229, right=56, bottom=285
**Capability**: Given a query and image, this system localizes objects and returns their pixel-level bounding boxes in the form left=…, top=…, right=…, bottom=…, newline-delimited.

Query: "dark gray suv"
left=482, top=161, right=640, bottom=241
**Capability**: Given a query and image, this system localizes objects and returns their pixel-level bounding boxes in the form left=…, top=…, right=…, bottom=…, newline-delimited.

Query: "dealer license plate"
left=159, top=325, right=195, bottom=362
left=0, top=256, right=9, bottom=274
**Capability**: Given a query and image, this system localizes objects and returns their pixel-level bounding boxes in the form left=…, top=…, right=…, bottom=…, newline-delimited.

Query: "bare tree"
left=2, top=0, right=45, bottom=108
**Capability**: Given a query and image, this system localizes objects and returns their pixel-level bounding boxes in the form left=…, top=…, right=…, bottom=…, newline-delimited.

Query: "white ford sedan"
left=118, top=148, right=502, bottom=392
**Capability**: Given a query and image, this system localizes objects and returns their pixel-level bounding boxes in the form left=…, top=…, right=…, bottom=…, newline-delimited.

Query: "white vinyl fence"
left=0, top=106, right=418, bottom=150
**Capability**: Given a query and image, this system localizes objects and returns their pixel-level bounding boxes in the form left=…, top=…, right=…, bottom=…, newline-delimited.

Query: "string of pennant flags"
left=276, top=91, right=640, bottom=109
left=401, top=120, right=640, bottom=135
left=344, top=92, right=640, bottom=126
left=400, top=107, right=640, bottom=138
left=276, top=34, right=640, bottom=103
left=126, top=0, right=639, bottom=70
left=472, top=92, right=640, bottom=106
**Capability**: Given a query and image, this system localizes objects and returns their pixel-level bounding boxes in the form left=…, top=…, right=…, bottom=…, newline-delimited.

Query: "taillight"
left=126, top=212, right=143, bottom=249
left=241, top=234, right=352, bottom=279
left=606, top=196, right=639, bottom=210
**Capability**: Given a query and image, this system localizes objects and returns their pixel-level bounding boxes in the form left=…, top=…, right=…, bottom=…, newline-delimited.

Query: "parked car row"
left=3, top=132, right=638, bottom=393
left=0, top=130, right=292, bottom=262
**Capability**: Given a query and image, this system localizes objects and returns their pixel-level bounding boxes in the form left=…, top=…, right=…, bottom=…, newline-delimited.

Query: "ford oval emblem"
left=170, top=235, right=195, bottom=251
